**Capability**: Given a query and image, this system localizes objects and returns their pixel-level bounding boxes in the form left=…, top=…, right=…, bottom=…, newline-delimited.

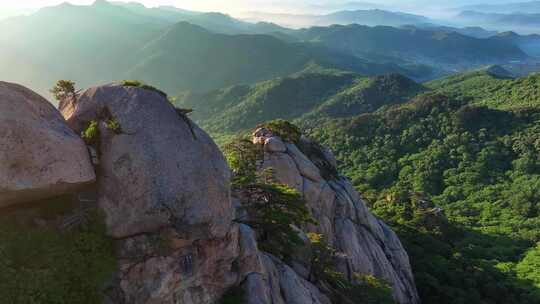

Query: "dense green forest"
left=176, top=70, right=424, bottom=134
left=301, top=71, right=540, bottom=303
left=427, top=67, right=540, bottom=109
left=184, top=68, right=540, bottom=303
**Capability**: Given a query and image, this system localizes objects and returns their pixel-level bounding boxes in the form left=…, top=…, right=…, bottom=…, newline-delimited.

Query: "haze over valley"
left=1, top=0, right=540, bottom=99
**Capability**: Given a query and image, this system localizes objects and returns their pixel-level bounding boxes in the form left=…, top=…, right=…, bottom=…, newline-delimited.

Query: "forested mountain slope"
left=426, top=66, right=540, bottom=109
left=181, top=68, right=540, bottom=303
left=175, top=72, right=425, bottom=134
left=301, top=72, right=540, bottom=303
left=488, top=31, right=540, bottom=57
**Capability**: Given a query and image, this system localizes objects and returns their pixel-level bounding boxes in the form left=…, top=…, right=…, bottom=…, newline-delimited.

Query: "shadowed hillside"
left=176, top=71, right=424, bottom=134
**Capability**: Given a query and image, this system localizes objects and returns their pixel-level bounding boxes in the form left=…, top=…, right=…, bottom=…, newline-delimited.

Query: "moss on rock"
left=82, top=120, right=100, bottom=145
left=0, top=200, right=117, bottom=304
left=121, top=80, right=168, bottom=98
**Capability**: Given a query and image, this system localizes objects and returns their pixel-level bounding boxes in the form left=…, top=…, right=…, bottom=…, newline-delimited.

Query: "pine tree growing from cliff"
left=50, top=80, right=78, bottom=102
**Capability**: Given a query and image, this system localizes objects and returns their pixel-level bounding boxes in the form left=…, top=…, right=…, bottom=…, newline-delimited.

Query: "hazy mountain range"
left=458, top=10, right=540, bottom=28
left=0, top=0, right=539, bottom=99
left=240, top=9, right=431, bottom=29
left=292, top=24, right=526, bottom=65
left=457, top=1, right=540, bottom=14
left=0, top=1, right=430, bottom=97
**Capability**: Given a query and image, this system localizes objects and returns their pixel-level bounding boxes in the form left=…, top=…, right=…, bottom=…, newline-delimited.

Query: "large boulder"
left=0, top=81, right=95, bottom=208
left=60, top=83, right=232, bottom=239
left=61, top=83, right=237, bottom=303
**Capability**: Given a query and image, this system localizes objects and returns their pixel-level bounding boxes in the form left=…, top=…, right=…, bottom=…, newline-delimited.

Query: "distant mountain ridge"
left=0, top=0, right=535, bottom=100
left=175, top=71, right=425, bottom=134
left=292, top=24, right=527, bottom=65
left=112, top=0, right=289, bottom=35
left=239, top=9, right=431, bottom=28
left=457, top=10, right=540, bottom=33
left=411, top=25, right=498, bottom=39
left=489, top=31, right=540, bottom=57
left=317, top=9, right=430, bottom=27
left=0, top=0, right=439, bottom=98
left=458, top=1, right=540, bottom=14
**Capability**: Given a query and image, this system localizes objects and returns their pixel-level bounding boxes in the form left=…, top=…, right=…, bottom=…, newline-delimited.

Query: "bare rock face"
left=251, top=129, right=421, bottom=304
left=113, top=227, right=240, bottom=304
left=0, top=82, right=95, bottom=208
left=237, top=224, right=332, bottom=304
left=60, top=83, right=232, bottom=239
left=60, top=83, right=237, bottom=303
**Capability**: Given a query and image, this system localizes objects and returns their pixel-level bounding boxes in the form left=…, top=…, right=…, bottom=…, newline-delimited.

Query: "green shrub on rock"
left=224, top=137, right=315, bottom=260
left=82, top=120, right=99, bottom=145
left=236, top=183, right=315, bottom=260
left=223, top=138, right=262, bottom=187
left=106, top=119, right=122, bottom=134
left=121, top=80, right=144, bottom=87
left=256, top=119, right=302, bottom=143
left=307, top=233, right=395, bottom=304
left=121, top=80, right=168, bottom=98
left=50, top=80, right=77, bottom=102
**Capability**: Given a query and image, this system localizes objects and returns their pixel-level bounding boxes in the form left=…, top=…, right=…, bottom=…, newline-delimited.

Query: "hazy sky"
left=0, top=0, right=528, bottom=14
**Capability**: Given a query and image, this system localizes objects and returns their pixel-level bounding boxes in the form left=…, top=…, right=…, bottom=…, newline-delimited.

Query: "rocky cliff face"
left=249, top=129, right=420, bottom=304
left=1, top=82, right=420, bottom=304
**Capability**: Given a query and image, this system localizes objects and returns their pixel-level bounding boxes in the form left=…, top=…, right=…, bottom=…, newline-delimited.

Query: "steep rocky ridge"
left=1, top=82, right=419, bottom=303
left=247, top=127, right=420, bottom=304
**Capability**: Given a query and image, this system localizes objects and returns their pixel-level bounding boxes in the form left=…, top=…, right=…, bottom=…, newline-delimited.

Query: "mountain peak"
left=483, top=65, right=513, bottom=78
left=497, top=31, right=519, bottom=38
left=92, top=0, right=112, bottom=7
left=169, top=21, right=210, bottom=34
